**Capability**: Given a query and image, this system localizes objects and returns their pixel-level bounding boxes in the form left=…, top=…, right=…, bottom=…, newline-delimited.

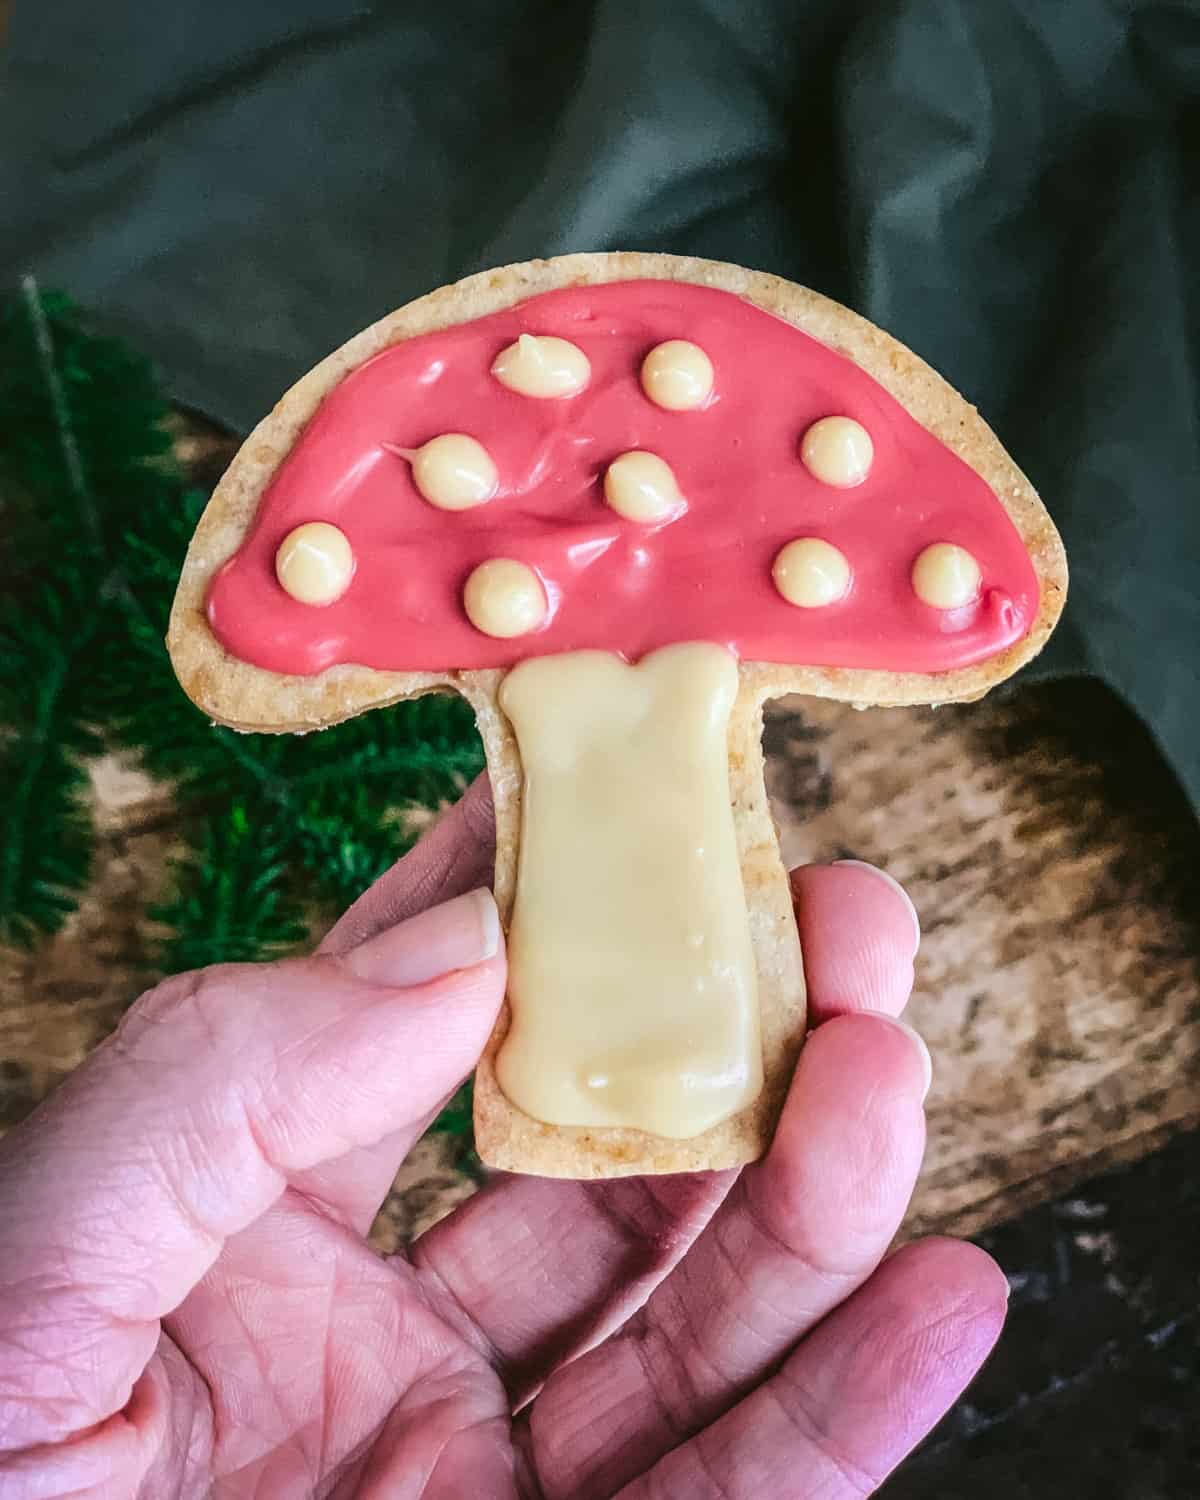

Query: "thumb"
left=0, top=889, right=504, bottom=1453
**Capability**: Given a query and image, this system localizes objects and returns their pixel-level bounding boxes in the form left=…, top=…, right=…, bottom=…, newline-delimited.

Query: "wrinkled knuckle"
left=742, top=1178, right=871, bottom=1287
left=624, top=1290, right=735, bottom=1440
left=690, top=1435, right=740, bottom=1500
left=114, top=963, right=253, bottom=1057
left=625, top=1313, right=702, bottom=1441
left=178, top=964, right=250, bottom=1045
left=120, top=970, right=200, bottom=1033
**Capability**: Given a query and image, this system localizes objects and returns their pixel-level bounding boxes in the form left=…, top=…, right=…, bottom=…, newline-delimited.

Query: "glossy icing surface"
left=497, top=643, right=761, bottom=1137
left=207, top=281, right=1039, bottom=674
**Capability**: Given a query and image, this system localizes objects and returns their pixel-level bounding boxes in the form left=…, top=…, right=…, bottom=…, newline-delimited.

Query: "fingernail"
left=346, top=888, right=501, bottom=987
left=862, top=1011, right=933, bottom=1101
left=833, top=859, right=921, bottom=958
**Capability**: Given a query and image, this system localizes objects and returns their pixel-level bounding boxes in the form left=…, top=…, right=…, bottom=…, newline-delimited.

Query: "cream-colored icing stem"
left=495, top=643, right=763, bottom=1139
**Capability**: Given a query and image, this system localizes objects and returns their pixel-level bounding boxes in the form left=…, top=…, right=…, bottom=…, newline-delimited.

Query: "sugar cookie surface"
left=170, top=250, right=1067, bottom=1185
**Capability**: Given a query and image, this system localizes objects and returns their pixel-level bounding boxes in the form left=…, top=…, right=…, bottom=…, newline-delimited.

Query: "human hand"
left=0, top=779, right=1006, bottom=1498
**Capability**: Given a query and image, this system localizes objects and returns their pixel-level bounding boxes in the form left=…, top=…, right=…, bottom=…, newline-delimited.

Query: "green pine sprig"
left=0, top=282, right=485, bottom=1134
left=0, top=585, right=100, bottom=944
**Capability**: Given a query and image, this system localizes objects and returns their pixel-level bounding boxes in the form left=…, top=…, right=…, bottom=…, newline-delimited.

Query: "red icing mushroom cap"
left=206, top=281, right=1039, bottom=675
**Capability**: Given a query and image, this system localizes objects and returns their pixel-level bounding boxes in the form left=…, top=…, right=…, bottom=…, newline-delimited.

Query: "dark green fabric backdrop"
left=3, top=1, right=1197, bottom=805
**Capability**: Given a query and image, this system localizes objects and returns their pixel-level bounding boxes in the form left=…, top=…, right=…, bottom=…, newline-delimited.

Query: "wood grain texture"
left=763, top=682, right=1200, bottom=1242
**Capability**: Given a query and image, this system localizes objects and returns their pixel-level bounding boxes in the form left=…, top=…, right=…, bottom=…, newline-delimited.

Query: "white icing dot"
left=410, top=433, right=498, bottom=510
left=275, top=522, right=354, bottom=606
left=640, top=340, right=714, bottom=411
left=800, top=416, right=874, bottom=488
left=772, top=538, right=851, bottom=609
left=463, top=558, right=548, bottom=638
left=491, top=334, right=590, bottom=398
left=911, top=543, right=981, bottom=609
left=603, top=451, right=685, bottom=523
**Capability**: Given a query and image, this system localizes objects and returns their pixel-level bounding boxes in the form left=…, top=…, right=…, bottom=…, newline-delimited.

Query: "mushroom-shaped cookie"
left=169, top=254, right=1067, bottom=1179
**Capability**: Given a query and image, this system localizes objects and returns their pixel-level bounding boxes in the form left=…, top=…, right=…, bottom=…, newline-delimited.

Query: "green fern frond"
left=0, top=282, right=486, bottom=1029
